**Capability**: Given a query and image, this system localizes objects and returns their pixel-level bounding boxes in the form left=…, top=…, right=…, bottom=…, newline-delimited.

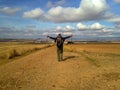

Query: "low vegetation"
left=0, top=42, right=51, bottom=65
left=64, top=43, right=120, bottom=67
left=0, top=42, right=120, bottom=89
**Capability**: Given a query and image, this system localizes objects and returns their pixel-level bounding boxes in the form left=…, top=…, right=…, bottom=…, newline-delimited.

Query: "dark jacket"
left=48, top=36, right=71, bottom=48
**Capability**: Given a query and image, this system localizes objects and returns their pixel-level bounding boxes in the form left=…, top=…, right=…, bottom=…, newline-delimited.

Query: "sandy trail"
left=0, top=46, right=119, bottom=90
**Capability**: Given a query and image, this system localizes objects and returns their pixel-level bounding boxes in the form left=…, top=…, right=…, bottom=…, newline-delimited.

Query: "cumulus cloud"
left=47, top=0, right=109, bottom=22
left=0, top=26, right=45, bottom=39
left=23, top=0, right=109, bottom=23
left=47, top=6, right=81, bottom=22
left=91, top=23, right=104, bottom=30
left=0, top=25, right=120, bottom=39
left=56, top=26, right=63, bottom=31
left=79, top=0, right=109, bottom=19
left=43, top=25, right=74, bottom=36
left=65, top=25, right=73, bottom=31
left=55, top=25, right=74, bottom=31
left=77, top=22, right=104, bottom=30
left=104, top=11, right=120, bottom=26
left=0, top=7, right=21, bottom=15
left=23, top=8, right=44, bottom=19
left=107, top=16, right=120, bottom=23
left=77, top=23, right=88, bottom=30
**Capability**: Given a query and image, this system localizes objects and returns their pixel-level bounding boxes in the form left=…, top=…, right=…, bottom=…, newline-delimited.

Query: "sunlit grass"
left=0, top=42, right=51, bottom=65
left=64, top=43, right=120, bottom=67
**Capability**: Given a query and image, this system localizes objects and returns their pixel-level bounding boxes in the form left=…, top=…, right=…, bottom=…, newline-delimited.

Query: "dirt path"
left=0, top=46, right=120, bottom=90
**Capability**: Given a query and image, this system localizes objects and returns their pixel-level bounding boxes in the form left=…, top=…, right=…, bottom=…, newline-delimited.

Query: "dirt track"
left=0, top=46, right=120, bottom=90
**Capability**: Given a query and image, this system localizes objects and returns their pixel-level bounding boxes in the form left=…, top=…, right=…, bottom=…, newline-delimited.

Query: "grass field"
left=0, top=42, right=50, bottom=65
left=0, top=42, right=120, bottom=66
left=64, top=43, right=120, bottom=89
left=64, top=43, right=120, bottom=67
left=0, top=42, right=120, bottom=90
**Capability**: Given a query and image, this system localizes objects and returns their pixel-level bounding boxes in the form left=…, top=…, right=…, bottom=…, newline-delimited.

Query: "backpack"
left=56, top=37, right=63, bottom=48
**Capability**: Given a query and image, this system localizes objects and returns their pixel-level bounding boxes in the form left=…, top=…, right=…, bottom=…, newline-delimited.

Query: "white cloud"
left=56, top=26, right=63, bottom=31
left=107, top=16, right=120, bottom=23
left=104, top=11, right=120, bottom=25
left=55, top=25, right=74, bottom=31
left=23, top=8, right=44, bottom=19
left=77, top=22, right=104, bottom=30
left=45, top=25, right=74, bottom=36
left=0, top=7, right=21, bottom=15
left=63, top=32, right=72, bottom=35
left=48, top=6, right=63, bottom=17
left=47, top=6, right=82, bottom=22
left=23, top=0, right=109, bottom=23
left=0, top=25, right=120, bottom=39
left=64, top=25, right=73, bottom=31
left=91, top=23, right=104, bottom=30
left=46, top=0, right=109, bottom=22
left=80, top=0, right=109, bottom=19
left=77, top=23, right=88, bottom=30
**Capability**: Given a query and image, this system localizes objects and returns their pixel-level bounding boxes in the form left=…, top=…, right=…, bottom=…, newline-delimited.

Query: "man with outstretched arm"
left=47, top=34, right=72, bottom=61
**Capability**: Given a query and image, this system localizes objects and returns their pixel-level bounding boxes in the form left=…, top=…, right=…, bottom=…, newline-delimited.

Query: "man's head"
left=57, top=34, right=62, bottom=38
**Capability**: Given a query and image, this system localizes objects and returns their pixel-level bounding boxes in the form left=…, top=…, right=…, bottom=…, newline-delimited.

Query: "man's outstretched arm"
left=47, top=35, right=56, bottom=40
left=63, top=35, right=73, bottom=40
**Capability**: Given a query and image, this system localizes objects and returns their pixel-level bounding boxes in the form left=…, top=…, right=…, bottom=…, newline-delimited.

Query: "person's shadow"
left=63, top=56, right=77, bottom=61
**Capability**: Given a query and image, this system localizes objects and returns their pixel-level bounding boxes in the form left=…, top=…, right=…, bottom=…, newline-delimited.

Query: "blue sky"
left=0, top=0, right=120, bottom=40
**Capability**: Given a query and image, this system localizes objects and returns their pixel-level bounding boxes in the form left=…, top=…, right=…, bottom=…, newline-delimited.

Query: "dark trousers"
left=57, top=47, right=63, bottom=61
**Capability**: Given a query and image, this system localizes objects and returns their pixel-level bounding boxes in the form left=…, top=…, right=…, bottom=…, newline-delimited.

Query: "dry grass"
left=64, top=43, right=120, bottom=54
left=0, top=42, right=51, bottom=65
left=0, top=43, right=120, bottom=90
left=64, top=43, right=120, bottom=67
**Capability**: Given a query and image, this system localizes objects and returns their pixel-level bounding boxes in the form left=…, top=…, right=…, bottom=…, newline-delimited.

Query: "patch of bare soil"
left=0, top=46, right=120, bottom=90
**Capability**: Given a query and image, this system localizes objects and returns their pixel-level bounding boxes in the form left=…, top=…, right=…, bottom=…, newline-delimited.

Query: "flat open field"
left=0, top=42, right=120, bottom=90
left=0, top=42, right=50, bottom=65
